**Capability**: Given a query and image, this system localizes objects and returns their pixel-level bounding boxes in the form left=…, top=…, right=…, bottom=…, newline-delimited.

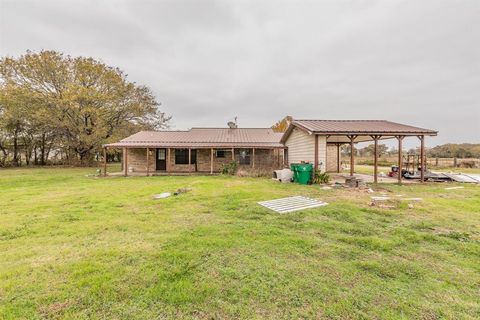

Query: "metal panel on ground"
left=258, top=196, right=328, bottom=214
left=443, top=173, right=480, bottom=183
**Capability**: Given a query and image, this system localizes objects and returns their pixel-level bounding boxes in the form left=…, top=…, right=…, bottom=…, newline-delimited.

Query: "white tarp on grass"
left=258, top=196, right=328, bottom=214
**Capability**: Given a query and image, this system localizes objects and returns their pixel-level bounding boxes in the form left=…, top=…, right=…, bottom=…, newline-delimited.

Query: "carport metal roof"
left=281, top=120, right=437, bottom=143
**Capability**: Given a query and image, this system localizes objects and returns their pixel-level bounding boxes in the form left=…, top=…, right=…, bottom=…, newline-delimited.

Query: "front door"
left=156, top=148, right=167, bottom=171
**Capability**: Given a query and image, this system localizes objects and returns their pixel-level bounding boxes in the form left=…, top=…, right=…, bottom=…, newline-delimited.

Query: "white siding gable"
left=284, top=127, right=327, bottom=171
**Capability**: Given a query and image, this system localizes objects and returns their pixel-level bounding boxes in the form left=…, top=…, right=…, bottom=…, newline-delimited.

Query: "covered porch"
left=286, top=120, right=438, bottom=184
left=102, top=146, right=286, bottom=176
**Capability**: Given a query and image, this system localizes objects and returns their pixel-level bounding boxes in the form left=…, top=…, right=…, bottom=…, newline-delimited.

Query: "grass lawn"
left=1, top=167, right=479, bottom=319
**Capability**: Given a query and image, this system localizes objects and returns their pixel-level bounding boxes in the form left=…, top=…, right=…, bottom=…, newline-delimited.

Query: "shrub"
left=236, top=168, right=271, bottom=177
left=312, top=169, right=330, bottom=184
left=221, top=161, right=238, bottom=175
left=458, top=160, right=478, bottom=168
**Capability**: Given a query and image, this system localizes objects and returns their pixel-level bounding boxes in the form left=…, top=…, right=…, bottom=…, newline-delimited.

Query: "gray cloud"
left=1, top=0, right=479, bottom=148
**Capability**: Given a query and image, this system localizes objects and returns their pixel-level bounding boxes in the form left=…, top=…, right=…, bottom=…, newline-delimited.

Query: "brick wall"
left=125, top=148, right=284, bottom=173
left=326, top=144, right=340, bottom=172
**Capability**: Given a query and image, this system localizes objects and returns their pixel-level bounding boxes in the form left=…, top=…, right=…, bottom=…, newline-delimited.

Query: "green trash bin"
left=296, top=163, right=313, bottom=185
left=290, top=163, right=299, bottom=182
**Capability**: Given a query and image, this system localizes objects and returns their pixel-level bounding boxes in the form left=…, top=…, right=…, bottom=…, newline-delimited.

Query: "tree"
left=358, top=143, right=389, bottom=157
left=427, top=143, right=479, bottom=158
left=0, top=50, right=170, bottom=165
left=271, top=116, right=293, bottom=132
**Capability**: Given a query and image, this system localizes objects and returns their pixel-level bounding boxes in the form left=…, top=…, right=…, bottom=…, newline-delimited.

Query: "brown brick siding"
left=126, top=148, right=284, bottom=173
left=326, top=144, right=340, bottom=172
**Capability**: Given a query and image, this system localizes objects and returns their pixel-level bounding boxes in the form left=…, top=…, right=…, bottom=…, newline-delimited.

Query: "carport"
left=282, top=120, right=438, bottom=184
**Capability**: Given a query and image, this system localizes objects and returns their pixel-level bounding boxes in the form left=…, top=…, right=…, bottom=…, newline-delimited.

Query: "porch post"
left=123, top=147, right=128, bottom=177
left=188, top=148, right=191, bottom=175
left=146, top=148, right=150, bottom=176
left=397, top=136, right=404, bottom=184
left=167, top=148, right=171, bottom=172
left=419, top=135, right=425, bottom=183
left=103, top=147, right=107, bottom=177
left=252, top=148, right=255, bottom=169
left=210, top=148, right=214, bottom=174
left=231, top=148, right=235, bottom=161
left=276, top=148, right=280, bottom=167
left=314, top=135, right=319, bottom=171
left=348, top=135, right=357, bottom=176
left=336, top=144, right=341, bottom=173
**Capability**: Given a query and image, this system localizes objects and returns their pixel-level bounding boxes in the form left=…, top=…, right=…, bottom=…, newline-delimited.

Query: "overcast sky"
left=1, top=0, right=479, bottom=147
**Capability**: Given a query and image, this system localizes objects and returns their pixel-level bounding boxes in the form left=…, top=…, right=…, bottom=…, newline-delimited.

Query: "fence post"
left=435, top=157, right=438, bottom=166
left=453, top=157, right=457, bottom=167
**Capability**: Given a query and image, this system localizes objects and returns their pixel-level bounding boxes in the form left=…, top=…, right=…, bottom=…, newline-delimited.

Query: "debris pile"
left=153, top=187, right=191, bottom=199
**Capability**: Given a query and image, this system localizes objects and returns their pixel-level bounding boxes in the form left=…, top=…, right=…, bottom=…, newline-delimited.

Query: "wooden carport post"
left=146, top=148, right=150, bottom=176
left=397, top=136, right=405, bottom=184
left=314, top=135, right=319, bottom=171
left=418, top=135, right=425, bottom=183
left=370, top=135, right=381, bottom=184
left=347, top=135, right=357, bottom=176
left=103, top=147, right=107, bottom=177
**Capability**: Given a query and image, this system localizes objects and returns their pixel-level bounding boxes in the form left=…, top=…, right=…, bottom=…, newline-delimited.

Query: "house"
left=103, top=119, right=437, bottom=183
left=104, top=128, right=286, bottom=175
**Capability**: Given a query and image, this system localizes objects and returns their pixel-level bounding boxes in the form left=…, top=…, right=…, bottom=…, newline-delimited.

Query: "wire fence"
left=346, top=157, right=480, bottom=168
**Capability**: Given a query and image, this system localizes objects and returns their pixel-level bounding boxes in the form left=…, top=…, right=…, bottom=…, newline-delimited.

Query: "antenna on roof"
left=227, top=116, right=238, bottom=129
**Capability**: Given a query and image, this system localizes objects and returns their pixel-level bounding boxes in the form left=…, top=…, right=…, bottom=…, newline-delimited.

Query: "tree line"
left=0, top=51, right=170, bottom=167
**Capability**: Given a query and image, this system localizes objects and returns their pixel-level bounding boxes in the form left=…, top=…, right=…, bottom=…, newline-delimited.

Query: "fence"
left=350, top=157, right=480, bottom=168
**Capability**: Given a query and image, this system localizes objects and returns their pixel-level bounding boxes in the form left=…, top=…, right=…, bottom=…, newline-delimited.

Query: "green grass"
left=1, top=167, right=479, bottom=319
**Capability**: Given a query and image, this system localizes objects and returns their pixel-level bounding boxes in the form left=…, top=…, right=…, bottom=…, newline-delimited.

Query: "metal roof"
left=105, top=128, right=284, bottom=148
left=291, top=120, right=437, bottom=135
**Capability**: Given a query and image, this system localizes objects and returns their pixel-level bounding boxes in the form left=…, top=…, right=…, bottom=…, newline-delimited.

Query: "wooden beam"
left=419, top=135, right=425, bottom=183
left=210, top=148, right=214, bottom=174
left=252, top=148, right=255, bottom=169
left=348, top=135, right=357, bottom=176
left=397, top=136, right=404, bottom=184
left=124, top=147, right=128, bottom=177
left=167, top=148, right=171, bottom=172
left=277, top=148, right=280, bottom=167
left=336, top=144, right=340, bottom=173
left=372, top=136, right=380, bottom=184
left=314, top=135, right=319, bottom=171
left=188, top=148, right=191, bottom=175
left=103, top=147, right=107, bottom=177
left=146, top=148, right=150, bottom=176
left=231, top=148, right=235, bottom=161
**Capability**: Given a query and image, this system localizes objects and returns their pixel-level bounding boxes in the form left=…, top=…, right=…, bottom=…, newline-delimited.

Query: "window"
left=157, top=149, right=166, bottom=160
left=175, top=149, right=196, bottom=164
left=239, top=149, right=250, bottom=165
left=216, top=150, right=226, bottom=158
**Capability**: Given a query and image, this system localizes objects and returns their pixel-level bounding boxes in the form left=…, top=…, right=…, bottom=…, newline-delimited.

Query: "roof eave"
left=312, top=131, right=438, bottom=136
